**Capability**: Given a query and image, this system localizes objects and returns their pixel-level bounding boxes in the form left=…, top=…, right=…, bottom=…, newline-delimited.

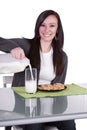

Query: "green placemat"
left=12, top=84, right=87, bottom=99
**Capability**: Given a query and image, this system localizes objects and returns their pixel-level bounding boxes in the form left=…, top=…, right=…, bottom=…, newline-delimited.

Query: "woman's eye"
left=50, top=24, right=55, bottom=27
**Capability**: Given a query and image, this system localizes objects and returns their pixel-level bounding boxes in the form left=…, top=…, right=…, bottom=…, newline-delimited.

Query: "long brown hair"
left=29, top=10, right=64, bottom=75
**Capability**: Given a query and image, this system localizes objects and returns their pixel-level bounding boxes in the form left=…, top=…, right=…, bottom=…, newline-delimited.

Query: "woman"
left=0, top=10, right=76, bottom=130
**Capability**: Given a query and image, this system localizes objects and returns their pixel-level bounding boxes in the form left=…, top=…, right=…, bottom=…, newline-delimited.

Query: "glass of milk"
left=25, top=68, right=37, bottom=94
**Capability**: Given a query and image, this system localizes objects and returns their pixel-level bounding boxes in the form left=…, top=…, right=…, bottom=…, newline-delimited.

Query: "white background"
left=0, top=0, right=87, bottom=130
left=0, top=0, right=87, bottom=84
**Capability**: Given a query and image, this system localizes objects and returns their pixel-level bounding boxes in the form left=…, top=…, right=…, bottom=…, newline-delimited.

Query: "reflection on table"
left=0, top=85, right=87, bottom=127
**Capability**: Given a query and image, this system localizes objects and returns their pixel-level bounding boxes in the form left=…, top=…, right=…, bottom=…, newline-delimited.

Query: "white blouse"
left=39, top=48, right=55, bottom=84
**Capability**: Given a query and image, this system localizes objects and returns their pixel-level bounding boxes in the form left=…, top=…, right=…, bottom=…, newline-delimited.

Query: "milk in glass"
left=25, top=80, right=37, bottom=93
left=25, top=67, right=37, bottom=94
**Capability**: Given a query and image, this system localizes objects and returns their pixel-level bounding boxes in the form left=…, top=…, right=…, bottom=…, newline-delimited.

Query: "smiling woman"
left=0, top=0, right=87, bottom=130
left=0, top=9, right=76, bottom=130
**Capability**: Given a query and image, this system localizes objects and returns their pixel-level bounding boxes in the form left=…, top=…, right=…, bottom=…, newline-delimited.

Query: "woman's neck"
left=40, top=40, right=52, bottom=53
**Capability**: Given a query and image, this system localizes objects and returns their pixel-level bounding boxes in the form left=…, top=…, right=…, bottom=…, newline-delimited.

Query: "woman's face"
left=39, top=15, right=58, bottom=43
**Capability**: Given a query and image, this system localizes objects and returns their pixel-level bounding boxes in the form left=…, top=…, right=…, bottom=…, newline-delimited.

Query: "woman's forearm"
left=0, top=37, right=19, bottom=53
left=0, top=37, right=30, bottom=56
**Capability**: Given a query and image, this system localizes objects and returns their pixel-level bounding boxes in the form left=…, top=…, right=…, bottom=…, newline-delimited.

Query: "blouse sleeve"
left=0, top=37, right=30, bottom=56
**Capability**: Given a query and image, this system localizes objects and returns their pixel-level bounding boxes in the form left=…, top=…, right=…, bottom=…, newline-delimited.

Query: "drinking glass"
left=25, top=68, right=37, bottom=94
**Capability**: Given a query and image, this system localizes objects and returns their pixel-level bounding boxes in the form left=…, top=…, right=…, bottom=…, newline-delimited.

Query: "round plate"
left=38, top=84, right=67, bottom=91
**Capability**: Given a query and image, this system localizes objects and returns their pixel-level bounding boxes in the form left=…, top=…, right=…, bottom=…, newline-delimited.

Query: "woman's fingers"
left=10, top=47, right=25, bottom=59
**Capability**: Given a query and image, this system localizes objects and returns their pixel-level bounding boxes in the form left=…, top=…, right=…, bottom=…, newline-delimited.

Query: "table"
left=0, top=85, right=87, bottom=127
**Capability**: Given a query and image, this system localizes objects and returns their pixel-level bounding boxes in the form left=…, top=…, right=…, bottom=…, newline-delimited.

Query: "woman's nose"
left=45, top=26, right=50, bottom=32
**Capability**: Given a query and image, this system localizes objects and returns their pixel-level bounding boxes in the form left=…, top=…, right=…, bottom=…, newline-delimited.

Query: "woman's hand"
left=10, top=47, right=25, bottom=59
